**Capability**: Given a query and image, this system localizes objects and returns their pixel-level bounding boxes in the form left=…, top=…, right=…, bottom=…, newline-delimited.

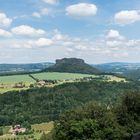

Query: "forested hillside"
left=54, top=93, right=140, bottom=140
left=0, top=80, right=140, bottom=126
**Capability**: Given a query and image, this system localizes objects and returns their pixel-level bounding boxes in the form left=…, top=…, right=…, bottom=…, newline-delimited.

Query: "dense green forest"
left=0, top=80, right=140, bottom=127
left=54, top=92, right=140, bottom=140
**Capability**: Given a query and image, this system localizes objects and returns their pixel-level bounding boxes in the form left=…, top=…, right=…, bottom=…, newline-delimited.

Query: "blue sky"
left=0, top=0, right=140, bottom=64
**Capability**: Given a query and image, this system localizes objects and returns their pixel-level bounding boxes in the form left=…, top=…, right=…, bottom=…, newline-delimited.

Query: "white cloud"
left=0, top=12, right=12, bottom=27
left=32, top=38, right=53, bottom=47
left=0, top=29, right=12, bottom=37
left=32, top=12, right=41, bottom=18
left=107, top=29, right=124, bottom=40
left=32, top=8, right=51, bottom=18
left=42, top=0, right=58, bottom=5
left=106, top=29, right=140, bottom=48
left=1, top=28, right=140, bottom=63
left=66, top=3, right=97, bottom=17
left=114, top=10, right=140, bottom=25
left=52, top=33, right=67, bottom=41
left=12, top=43, right=32, bottom=49
left=113, top=52, right=128, bottom=58
left=11, top=38, right=53, bottom=49
left=106, top=40, right=122, bottom=47
left=11, top=25, right=46, bottom=36
left=106, top=29, right=125, bottom=47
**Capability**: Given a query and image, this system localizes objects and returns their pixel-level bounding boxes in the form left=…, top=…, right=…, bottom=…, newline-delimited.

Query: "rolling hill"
left=94, top=62, right=140, bottom=80
left=0, top=62, right=53, bottom=74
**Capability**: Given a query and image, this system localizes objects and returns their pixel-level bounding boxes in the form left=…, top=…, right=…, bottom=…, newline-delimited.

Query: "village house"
left=37, top=80, right=46, bottom=86
left=10, top=125, right=26, bottom=135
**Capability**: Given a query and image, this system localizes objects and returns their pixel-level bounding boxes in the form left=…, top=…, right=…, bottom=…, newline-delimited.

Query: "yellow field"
left=32, top=121, right=54, bottom=133
left=105, top=75, right=126, bottom=82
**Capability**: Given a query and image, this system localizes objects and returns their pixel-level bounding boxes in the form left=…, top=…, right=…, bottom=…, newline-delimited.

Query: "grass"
left=32, top=121, right=54, bottom=133
left=0, top=72, right=127, bottom=94
left=32, top=72, right=96, bottom=80
left=0, top=88, right=29, bottom=94
left=0, top=126, right=11, bottom=135
left=0, top=72, right=126, bottom=85
left=0, top=74, right=35, bottom=85
left=0, top=74, right=35, bottom=93
left=0, top=133, right=41, bottom=140
left=105, top=75, right=126, bottom=82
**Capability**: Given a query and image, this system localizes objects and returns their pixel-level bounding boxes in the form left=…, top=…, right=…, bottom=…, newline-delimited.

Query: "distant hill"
left=45, top=58, right=100, bottom=74
left=0, top=62, right=54, bottom=74
left=93, top=62, right=140, bottom=80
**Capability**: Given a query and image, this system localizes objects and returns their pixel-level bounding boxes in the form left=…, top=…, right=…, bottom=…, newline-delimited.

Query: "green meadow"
left=32, top=72, right=96, bottom=80
left=0, top=74, right=34, bottom=85
left=0, top=72, right=126, bottom=93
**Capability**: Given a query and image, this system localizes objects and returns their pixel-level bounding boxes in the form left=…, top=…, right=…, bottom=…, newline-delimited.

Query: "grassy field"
left=0, top=74, right=34, bottom=85
left=0, top=74, right=35, bottom=93
left=0, top=72, right=126, bottom=93
left=0, top=72, right=126, bottom=84
left=105, top=75, right=126, bottom=82
left=32, top=72, right=96, bottom=80
left=32, top=121, right=54, bottom=133
left=32, top=72, right=126, bottom=82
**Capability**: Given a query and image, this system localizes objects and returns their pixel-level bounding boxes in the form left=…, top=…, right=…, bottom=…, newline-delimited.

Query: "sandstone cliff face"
left=56, top=58, right=85, bottom=65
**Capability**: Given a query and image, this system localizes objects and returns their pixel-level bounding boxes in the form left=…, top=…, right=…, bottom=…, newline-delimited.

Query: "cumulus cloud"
left=107, top=29, right=124, bottom=40
left=11, top=25, right=46, bottom=36
left=106, top=29, right=140, bottom=48
left=29, top=38, right=53, bottom=47
left=1, top=28, right=140, bottom=63
left=11, top=38, right=53, bottom=49
left=106, top=40, right=123, bottom=47
left=106, top=29, right=125, bottom=47
left=0, top=29, right=12, bottom=37
left=32, top=8, right=51, bottom=18
left=42, top=0, right=58, bottom=5
left=0, top=12, right=12, bottom=27
left=114, top=10, right=140, bottom=25
left=66, top=3, right=97, bottom=17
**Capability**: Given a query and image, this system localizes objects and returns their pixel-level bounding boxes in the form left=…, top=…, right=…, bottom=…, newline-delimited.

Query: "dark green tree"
left=0, top=128, right=3, bottom=136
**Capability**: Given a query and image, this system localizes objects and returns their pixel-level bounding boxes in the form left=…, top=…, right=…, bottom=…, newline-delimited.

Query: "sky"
left=0, top=0, right=140, bottom=64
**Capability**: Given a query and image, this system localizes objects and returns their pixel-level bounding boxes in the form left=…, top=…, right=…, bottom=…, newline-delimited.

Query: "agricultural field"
left=105, top=75, right=126, bottom=82
left=32, top=72, right=126, bottom=83
left=32, top=72, right=97, bottom=80
left=0, top=74, right=35, bottom=85
left=0, top=72, right=126, bottom=93
left=32, top=121, right=54, bottom=133
left=0, top=74, right=35, bottom=93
